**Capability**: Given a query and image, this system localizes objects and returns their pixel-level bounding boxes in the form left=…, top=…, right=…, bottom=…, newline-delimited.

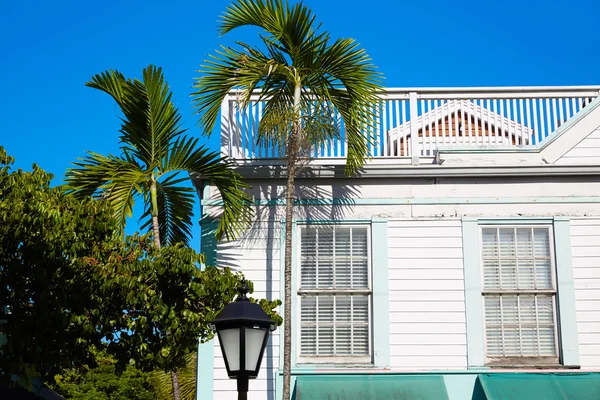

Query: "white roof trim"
left=387, top=100, right=533, bottom=144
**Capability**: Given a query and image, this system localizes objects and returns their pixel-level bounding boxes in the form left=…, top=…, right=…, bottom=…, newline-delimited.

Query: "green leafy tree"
left=192, top=1, right=383, bottom=397
left=64, top=65, right=256, bottom=399
left=0, top=146, right=119, bottom=386
left=0, top=149, right=281, bottom=399
left=52, top=349, right=157, bottom=400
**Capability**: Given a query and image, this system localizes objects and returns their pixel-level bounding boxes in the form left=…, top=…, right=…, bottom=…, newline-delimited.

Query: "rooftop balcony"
left=220, top=86, right=600, bottom=166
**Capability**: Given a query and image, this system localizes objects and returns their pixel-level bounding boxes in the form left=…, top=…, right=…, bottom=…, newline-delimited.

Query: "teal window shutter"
left=553, top=217, right=580, bottom=367
left=372, top=218, right=390, bottom=367
left=462, top=217, right=486, bottom=367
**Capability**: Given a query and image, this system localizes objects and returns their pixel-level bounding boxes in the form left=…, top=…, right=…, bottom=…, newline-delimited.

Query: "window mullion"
left=517, top=294, right=523, bottom=356
left=496, top=228, right=502, bottom=291
left=350, top=228, right=354, bottom=288
left=316, top=295, right=320, bottom=356
left=333, top=228, right=337, bottom=288
left=333, top=295, right=337, bottom=355
left=532, top=228, right=538, bottom=289
left=514, top=227, right=519, bottom=290
left=534, top=295, right=540, bottom=356
left=316, top=228, right=320, bottom=288
left=500, top=295, right=506, bottom=357
left=350, top=295, right=355, bottom=356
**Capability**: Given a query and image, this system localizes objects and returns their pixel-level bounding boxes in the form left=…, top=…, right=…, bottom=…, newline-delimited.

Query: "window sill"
left=486, top=364, right=580, bottom=370
left=484, top=356, right=579, bottom=370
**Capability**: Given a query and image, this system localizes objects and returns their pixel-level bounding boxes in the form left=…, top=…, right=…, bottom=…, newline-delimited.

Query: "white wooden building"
left=193, top=87, right=600, bottom=399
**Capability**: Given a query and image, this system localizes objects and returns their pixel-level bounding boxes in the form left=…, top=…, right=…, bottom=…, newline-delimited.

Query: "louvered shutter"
left=481, top=227, right=557, bottom=359
left=299, top=226, right=371, bottom=360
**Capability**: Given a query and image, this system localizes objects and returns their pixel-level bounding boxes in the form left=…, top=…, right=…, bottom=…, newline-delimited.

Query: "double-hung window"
left=297, top=225, right=371, bottom=364
left=481, top=226, right=559, bottom=364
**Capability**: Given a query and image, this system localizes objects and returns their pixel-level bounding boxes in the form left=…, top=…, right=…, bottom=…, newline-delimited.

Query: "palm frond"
left=164, top=142, right=254, bottom=241
left=65, top=152, right=147, bottom=228
left=151, top=352, right=197, bottom=400
left=192, top=44, right=292, bottom=136
left=140, top=173, right=195, bottom=246
left=86, top=65, right=186, bottom=168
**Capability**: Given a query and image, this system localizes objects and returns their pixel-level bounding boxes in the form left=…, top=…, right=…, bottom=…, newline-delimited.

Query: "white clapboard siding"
left=556, top=128, right=600, bottom=165
left=571, top=218, right=600, bottom=368
left=387, top=219, right=467, bottom=369
left=213, top=222, right=281, bottom=400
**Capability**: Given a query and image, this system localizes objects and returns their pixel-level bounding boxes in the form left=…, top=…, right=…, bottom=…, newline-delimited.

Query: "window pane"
left=300, top=226, right=369, bottom=290
left=300, top=297, right=316, bottom=355
left=300, top=228, right=317, bottom=288
left=516, top=229, right=534, bottom=290
left=318, top=229, right=334, bottom=288
left=483, top=294, right=557, bottom=358
left=335, top=229, right=352, bottom=288
left=352, top=228, right=369, bottom=289
left=299, top=294, right=370, bottom=357
left=482, top=227, right=553, bottom=291
left=534, top=229, right=553, bottom=290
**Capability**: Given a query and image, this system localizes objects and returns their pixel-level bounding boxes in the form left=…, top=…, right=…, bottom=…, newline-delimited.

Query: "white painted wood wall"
left=387, top=219, right=467, bottom=369
left=556, top=128, right=600, bottom=165
left=571, top=217, right=600, bottom=368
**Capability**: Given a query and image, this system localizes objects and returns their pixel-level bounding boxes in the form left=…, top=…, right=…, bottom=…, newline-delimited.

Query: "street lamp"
left=210, top=280, right=276, bottom=400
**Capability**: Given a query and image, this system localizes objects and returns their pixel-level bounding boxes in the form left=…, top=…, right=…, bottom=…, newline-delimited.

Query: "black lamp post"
left=210, top=280, right=276, bottom=400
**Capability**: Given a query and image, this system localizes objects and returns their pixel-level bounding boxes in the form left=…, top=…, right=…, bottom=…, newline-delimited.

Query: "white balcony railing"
left=220, top=86, right=600, bottom=162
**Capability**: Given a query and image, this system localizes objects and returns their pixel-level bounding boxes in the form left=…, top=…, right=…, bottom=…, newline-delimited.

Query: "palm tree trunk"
left=151, top=178, right=183, bottom=400
left=150, top=177, right=161, bottom=250
left=171, top=371, right=183, bottom=400
left=282, top=81, right=302, bottom=400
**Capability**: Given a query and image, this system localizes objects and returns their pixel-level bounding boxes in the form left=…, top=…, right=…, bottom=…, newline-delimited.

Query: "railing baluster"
left=419, top=99, right=426, bottom=156
left=434, top=99, right=440, bottom=151
left=532, top=98, right=539, bottom=145
left=492, top=98, right=498, bottom=146
left=484, top=99, right=490, bottom=146
left=517, top=98, right=524, bottom=146
left=552, top=98, right=558, bottom=135
left=525, top=98, right=532, bottom=146
left=426, top=99, right=431, bottom=155
left=498, top=99, right=505, bottom=145
left=382, top=100, right=387, bottom=157
left=473, top=99, right=479, bottom=144
left=402, top=100, right=407, bottom=157
left=509, top=98, right=516, bottom=145
left=409, top=92, right=419, bottom=163
left=394, top=100, right=401, bottom=157
left=558, top=97, right=565, bottom=132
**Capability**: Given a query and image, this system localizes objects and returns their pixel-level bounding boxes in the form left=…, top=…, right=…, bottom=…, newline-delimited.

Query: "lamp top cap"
left=237, top=279, right=250, bottom=302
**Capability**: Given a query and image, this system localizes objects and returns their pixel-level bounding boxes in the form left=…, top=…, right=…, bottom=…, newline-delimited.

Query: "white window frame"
left=479, top=224, right=561, bottom=365
left=296, top=223, right=373, bottom=365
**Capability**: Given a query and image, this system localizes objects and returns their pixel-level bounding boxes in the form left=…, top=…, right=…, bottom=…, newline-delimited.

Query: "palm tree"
left=65, top=65, right=254, bottom=400
left=192, top=1, right=383, bottom=398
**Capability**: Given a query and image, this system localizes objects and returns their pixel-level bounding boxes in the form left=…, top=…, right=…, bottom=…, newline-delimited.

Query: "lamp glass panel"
left=244, top=326, right=268, bottom=371
left=219, top=328, right=240, bottom=372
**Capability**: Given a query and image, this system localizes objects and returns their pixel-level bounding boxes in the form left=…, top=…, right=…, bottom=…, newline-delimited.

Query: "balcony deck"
left=220, top=86, right=600, bottom=166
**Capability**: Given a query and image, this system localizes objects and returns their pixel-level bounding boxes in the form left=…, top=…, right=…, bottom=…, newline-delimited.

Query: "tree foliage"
left=0, top=146, right=118, bottom=385
left=51, top=349, right=157, bottom=400
left=65, top=65, right=254, bottom=245
left=0, top=148, right=281, bottom=389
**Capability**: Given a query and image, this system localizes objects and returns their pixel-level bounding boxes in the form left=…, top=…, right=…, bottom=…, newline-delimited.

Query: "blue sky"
left=1, top=0, right=599, bottom=250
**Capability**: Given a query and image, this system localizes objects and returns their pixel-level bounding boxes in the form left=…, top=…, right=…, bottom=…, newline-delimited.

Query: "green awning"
left=477, top=373, right=600, bottom=400
left=295, top=375, right=449, bottom=400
